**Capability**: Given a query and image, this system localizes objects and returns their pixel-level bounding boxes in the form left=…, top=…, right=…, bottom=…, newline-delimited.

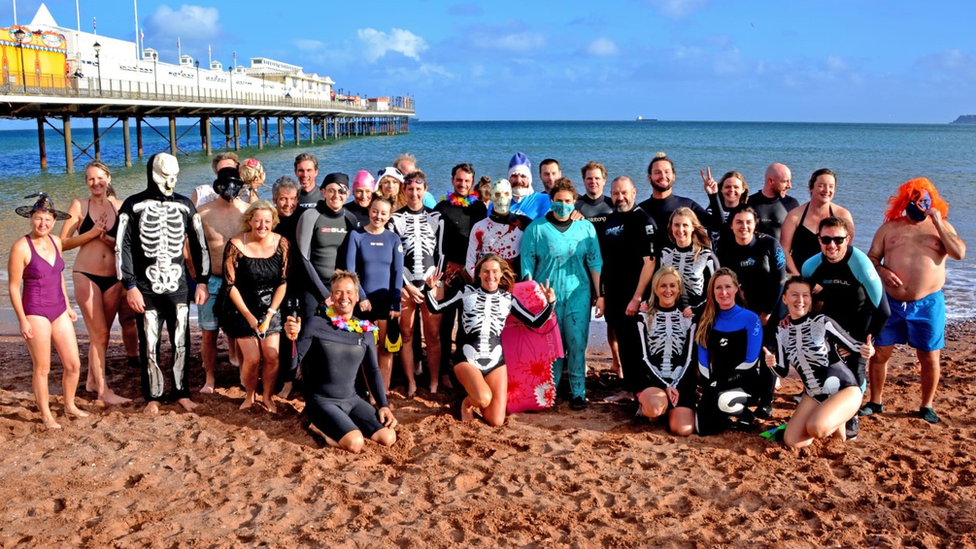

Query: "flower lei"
left=325, top=306, right=378, bottom=333
left=441, top=191, right=479, bottom=207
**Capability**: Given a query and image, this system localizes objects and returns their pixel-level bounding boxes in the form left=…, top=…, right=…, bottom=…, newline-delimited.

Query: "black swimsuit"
left=77, top=201, right=121, bottom=294
left=790, top=204, right=833, bottom=270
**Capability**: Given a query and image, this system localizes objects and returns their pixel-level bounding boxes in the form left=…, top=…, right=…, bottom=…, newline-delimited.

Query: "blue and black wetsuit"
left=298, top=316, right=389, bottom=442
left=801, top=247, right=890, bottom=386
left=696, top=305, right=763, bottom=435
left=345, top=228, right=404, bottom=321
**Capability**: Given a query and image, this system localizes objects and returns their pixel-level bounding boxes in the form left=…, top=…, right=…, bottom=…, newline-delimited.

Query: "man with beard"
left=196, top=167, right=249, bottom=393
left=748, top=162, right=800, bottom=240
left=466, top=178, right=532, bottom=278
left=117, top=153, right=210, bottom=414
left=434, top=163, right=488, bottom=386
left=294, top=153, right=321, bottom=209
left=637, top=153, right=713, bottom=252
left=539, top=158, right=562, bottom=193
left=575, top=161, right=614, bottom=246
left=295, top=172, right=358, bottom=321
left=506, top=152, right=551, bottom=220
left=600, top=176, right=657, bottom=396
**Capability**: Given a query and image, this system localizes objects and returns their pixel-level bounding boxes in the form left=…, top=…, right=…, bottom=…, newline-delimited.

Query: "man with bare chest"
left=197, top=167, right=249, bottom=392
left=862, top=178, right=967, bottom=424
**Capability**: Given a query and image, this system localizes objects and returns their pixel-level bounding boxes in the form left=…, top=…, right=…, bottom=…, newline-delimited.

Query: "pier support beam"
left=37, top=117, right=47, bottom=171
left=245, top=118, right=251, bottom=147
left=203, top=116, right=212, bottom=156
left=277, top=118, right=284, bottom=148
left=136, top=117, right=144, bottom=158
left=233, top=117, right=240, bottom=151
left=123, top=117, right=132, bottom=167
left=63, top=116, right=73, bottom=174
left=294, top=117, right=300, bottom=146
left=92, top=117, right=101, bottom=161
left=169, top=116, right=178, bottom=156
left=225, top=118, right=231, bottom=149
left=309, top=117, right=315, bottom=145
left=257, top=117, right=263, bottom=149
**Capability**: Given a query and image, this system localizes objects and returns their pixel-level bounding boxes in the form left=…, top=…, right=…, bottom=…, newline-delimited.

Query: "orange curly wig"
left=884, top=178, right=949, bottom=223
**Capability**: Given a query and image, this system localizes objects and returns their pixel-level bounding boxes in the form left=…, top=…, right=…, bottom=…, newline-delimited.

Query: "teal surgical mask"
left=551, top=201, right=575, bottom=218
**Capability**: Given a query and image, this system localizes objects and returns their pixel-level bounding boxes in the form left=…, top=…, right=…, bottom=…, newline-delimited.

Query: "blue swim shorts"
left=876, top=290, right=945, bottom=352
left=197, top=277, right=224, bottom=331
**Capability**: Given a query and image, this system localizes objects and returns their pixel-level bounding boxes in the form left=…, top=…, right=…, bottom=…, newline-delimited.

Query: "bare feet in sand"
left=177, top=398, right=199, bottom=412
left=199, top=383, right=215, bottom=394
left=65, top=405, right=90, bottom=419
left=144, top=401, right=160, bottom=414
left=98, top=390, right=133, bottom=406
left=263, top=396, right=278, bottom=413
left=407, top=382, right=417, bottom=398
left=428, top=383, right=439, bottom=394
left=41, top=412, right=61, bottom=430
left=277, top=381, right=293, bottom=399
left=460, top=398, right=476, bottom=422
left=240, top=394, right=255, bottom=410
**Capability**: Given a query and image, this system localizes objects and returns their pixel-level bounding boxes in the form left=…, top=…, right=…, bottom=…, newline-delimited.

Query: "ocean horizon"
left=1, top=119, right=973, bottom=318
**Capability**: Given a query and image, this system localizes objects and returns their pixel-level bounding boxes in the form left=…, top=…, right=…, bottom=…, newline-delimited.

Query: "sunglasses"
left=819, top=235, right=847, bottom=245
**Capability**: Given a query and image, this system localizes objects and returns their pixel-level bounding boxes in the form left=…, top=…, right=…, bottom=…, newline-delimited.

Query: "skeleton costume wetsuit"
left=770, top=314, right=862, bottom=402
left=696, top=304, right=763, bottom=435
left=117, top=153, right=210, bottom=403
left=390, top=205, right=443, bottom=289
left=426, top=284, right=553, bottom=376
left=634, top=306, right=698, bottom=408
left=465, top=212, right=531, bottom=278
left=659, top=243, right=719, bottom=316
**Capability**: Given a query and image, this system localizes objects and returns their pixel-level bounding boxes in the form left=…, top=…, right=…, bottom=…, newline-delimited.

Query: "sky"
left=3, top=0, right=976, bottom=123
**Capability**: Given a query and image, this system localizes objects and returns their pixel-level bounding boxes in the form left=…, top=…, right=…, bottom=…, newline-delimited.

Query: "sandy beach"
left=1, top=318, right=974, bottom=548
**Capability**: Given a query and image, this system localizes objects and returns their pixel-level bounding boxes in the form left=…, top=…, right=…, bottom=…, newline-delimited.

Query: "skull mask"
left=491, top=178, right=513, bottom=215
left=150, top=153, right=180, bottom=196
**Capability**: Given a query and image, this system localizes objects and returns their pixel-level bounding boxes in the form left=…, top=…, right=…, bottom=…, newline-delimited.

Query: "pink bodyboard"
left=503, top=281, right=563, bottom=413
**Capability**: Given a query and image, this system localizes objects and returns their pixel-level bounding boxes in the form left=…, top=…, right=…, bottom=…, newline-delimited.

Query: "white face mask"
left=491, top=179, right=513, bottom=215
left=152, top=153, right=180, bottom=196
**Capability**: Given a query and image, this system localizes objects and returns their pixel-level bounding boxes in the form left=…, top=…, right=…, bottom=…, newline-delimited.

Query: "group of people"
left=8, top=148, right=964, bottom=453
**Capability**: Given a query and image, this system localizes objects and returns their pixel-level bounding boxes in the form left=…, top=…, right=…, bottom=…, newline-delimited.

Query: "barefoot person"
left=864, top=178, right=966, bottom=424
left=197, top=168, right=249, bottom=393
left=764, top=277, right=874, bottom=448
left=9, top=193, right=90, bottom=428
left=286, top=270, right=398, bottom=453
left=426, top=254, right=555, bottom=426
left=117, top=153, right=211, bottom=414
left=60, top=161, right=131, bottom=405
left=222, top=201, right=289, bottom=411
left=632, top=267, right=697, bottom=436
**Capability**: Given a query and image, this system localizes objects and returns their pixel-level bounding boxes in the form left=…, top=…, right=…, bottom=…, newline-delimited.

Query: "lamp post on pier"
left=195, top=60, right=200, bottom=100
left=93, top=41, right=102, bottom=95
left=13, top=28, right=27, bottom=93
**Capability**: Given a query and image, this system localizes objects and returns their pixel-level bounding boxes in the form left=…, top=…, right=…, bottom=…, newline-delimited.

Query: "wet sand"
left=1, top=320, right=974, bottom=548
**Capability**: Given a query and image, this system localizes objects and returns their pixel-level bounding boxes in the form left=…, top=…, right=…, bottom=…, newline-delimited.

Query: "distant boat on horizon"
left=636, top=116, right=658, bottom=122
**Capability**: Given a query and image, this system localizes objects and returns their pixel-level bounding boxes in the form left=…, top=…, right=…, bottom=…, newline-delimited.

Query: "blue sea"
left=1, top=119, right=974, bottom=319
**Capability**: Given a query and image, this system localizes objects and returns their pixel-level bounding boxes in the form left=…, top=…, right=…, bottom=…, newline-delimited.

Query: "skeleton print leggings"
left=136, top=292, right=191, bottom=402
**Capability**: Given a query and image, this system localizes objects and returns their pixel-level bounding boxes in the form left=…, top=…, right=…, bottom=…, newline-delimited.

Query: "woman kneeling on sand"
left=763, top=277, right=873, bottom=447
left=286, top=270, right=397, bottom=453
left=426, top=254, right=555, bottom=426
left=8, top=193, right=90, bottom=428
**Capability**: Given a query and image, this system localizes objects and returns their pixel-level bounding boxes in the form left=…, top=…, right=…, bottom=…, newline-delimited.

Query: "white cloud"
left=824, top=56, right=848, bottom=71
left=645, top=0, right=706, bottom=19
left=293, top=39, right=326, bottom=52
left=586, top=38, right=619, bottom=57
left=471, top=31, right=545, bottom=53
left=144, top=5, right=220, bottom=39
left=357, top=28, right=428, bottom=62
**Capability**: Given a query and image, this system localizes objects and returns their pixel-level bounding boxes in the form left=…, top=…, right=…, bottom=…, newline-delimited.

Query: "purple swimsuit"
left=22, top=235, right=67, bottom=322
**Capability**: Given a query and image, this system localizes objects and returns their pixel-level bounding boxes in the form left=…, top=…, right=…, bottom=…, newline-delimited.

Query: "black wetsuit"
left=345, top=202, right=370, bottom=228
left=601, top=205, right=657, bottom=388
left=298, top=316, right=389, bottom=442
left=638, top=193, right=715, bottom=251
left=747, top=191, right=799, bottom=240
left=273, top=211, right=302, bottom=387
left=696, top=305, right=763, bottom=435
left=295, top=202, right=358, bottom=320
left=297, top=187, right=320, bottom=210
left=801, top=247, right=890, bottom=386
left=633, top=306, right=698, bottom=407
left=576, top=194, right=614, bottom=249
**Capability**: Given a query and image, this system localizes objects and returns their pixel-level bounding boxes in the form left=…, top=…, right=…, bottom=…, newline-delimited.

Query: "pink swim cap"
left=352, top=169, right=376, bottom=191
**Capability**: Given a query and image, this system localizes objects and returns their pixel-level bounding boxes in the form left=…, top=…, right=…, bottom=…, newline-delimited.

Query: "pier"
left=0, top=78, right=413, bottom=173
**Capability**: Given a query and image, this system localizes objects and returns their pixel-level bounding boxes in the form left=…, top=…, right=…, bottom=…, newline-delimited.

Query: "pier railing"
left=0, top=72, right=415, bottom=114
